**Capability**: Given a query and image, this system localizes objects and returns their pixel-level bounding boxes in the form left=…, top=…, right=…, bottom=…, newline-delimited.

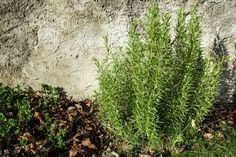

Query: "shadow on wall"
left=213, top=34, right=236, bottom=104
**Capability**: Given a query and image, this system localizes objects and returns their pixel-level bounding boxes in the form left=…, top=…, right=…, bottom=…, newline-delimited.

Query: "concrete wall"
left=0, top=0, right=236, bottom=103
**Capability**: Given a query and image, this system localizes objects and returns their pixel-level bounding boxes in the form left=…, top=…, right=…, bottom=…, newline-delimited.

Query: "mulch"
left=203, top=103, right=236, bottom=128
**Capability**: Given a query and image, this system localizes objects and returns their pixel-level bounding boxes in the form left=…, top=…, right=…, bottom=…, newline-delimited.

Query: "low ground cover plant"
left=0, top=83, right=109, bottom=157
left=0, top=84, right=67, bottom=156
left=95, top=4, right=226, bottom=155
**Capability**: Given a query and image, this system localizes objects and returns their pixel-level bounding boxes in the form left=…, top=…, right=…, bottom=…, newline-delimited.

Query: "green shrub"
left=95, top=4, right=225, bottom=153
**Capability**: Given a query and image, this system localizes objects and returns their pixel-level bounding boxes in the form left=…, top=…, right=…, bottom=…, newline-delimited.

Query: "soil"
left=204, top=103, right=236, bottom=128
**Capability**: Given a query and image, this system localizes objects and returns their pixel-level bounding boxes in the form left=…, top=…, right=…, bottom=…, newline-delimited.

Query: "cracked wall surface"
left=0, top=0, right=236, bottom=103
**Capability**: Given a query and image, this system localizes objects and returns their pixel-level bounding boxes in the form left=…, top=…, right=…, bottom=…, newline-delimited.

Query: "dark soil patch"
left=203, top=103, right=236, bottom=128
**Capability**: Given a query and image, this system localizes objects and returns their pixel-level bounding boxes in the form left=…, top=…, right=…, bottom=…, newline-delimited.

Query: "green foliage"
left=39, top=114, right=66, bottom=149
left=172, top=124, right=236, bottom=157
left=39, top=84, right=60, bottom=109
left=95, top=4, right=226, bottom=153
left=0, top=83, right=66, bottom=156
left=17, top=97, right=32, bottom=122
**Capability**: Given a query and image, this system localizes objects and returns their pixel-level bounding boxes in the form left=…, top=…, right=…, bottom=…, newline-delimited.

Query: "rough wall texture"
left=0, top=0, right=236, bottom=103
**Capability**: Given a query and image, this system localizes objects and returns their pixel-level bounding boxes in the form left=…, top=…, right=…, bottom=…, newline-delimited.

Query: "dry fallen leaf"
left=36, top=139, right=47, bottom=149
left=4, top=149, right=10, bottom=155
left=20, top=133, right=36, bottom=146
left=81, top=138, right=97, bottom=149
left=174, top=146, right=185, bottom=154
left=204, top=133, right=214, bottom=140
left=20, top=132, right=37, bottom=154
left=220, top=120, right=227, bottom=125
left=67, top=106, right=78, bottom=116
left=75, top=104, right=83, bottom=110
left=69, top=146, right=78, bottom=157
left=111, top=151, right=120, bottom=157
left=86, top=127, right=93, bottom=131
left=139, top=154, right=151, bottom=157
left=5, top=112, right=14, bottom=117
left=34, top=111, right=44, bottom=124
left=84, top=99, right=92, bottom=107
left=89, top=106, right=94, bottom=113
left=59, top=119, right=68, bottom=127
left=72, top=133, right=81, bottom=142
left=68, top=114, right=74, bottom=122
left=69, top=142, right=85, bottom=157
left=191, top=143, right=200, bottom=149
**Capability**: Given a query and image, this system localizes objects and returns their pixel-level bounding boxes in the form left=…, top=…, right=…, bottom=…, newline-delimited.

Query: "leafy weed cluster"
left=0, top=83, right=66, bottom=156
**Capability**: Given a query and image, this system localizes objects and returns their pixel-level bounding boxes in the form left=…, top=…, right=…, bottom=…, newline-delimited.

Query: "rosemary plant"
left=95, top=4, right=225, bottom=153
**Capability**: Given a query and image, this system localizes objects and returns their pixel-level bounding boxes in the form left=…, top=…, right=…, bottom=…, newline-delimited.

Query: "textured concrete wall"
left=0, top=0, right=236, bottom=103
